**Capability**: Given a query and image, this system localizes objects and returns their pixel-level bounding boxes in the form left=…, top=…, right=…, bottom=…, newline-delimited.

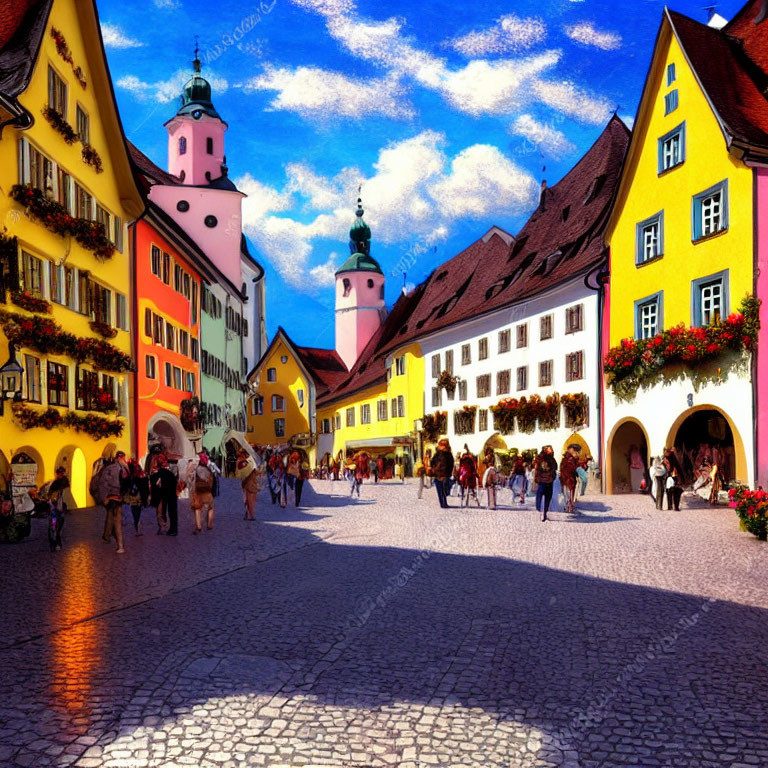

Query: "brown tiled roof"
left=0, top=0, right=50, bottom=99
left=668, top=9, right=768, bottom=150
left=372, top=115, right=630, bottom=359
left=724, top=0, right=768, bottom=76
left=294, top=345, right=348, bottom=398
left=127, top=140, right=181, bottom=186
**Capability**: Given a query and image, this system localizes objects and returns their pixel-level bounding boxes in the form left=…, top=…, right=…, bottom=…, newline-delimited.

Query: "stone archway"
left=666, top=405, right=747, bottom=486
left=147, top=412, right=193, bottom=460
left=54, top=445, right=88, bottom=509
left=606, top=419, right=649, bottom=494
left=12, top=446, right=45, bottom=487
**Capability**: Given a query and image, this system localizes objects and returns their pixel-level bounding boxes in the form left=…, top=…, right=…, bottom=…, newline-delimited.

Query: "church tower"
left=334, top=199, right=386, bottom=370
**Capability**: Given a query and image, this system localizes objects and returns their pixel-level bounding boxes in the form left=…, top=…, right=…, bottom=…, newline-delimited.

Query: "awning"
left=345, top=436, right=414, bottom=449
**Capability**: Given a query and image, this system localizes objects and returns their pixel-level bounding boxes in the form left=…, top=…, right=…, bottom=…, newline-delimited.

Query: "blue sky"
left=99, top=0, right=744, bottom=347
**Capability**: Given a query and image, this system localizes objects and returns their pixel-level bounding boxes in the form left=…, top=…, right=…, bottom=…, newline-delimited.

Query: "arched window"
left=179, top=136, right=187, bottom=155
left=343, top=278, right=351, bottom=297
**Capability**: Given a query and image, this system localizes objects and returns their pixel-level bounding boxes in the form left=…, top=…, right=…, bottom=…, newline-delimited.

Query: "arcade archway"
left=606, top=419, right=648, bottom=494
left=483, top=434, right=508, bottom=452
left=562, top=433, right=592, bottom=459
left=54, top=445, right=87, bottom=508
left=666, top=406, right=746, bottom=486
left=147, top=412, right=191, bottom=459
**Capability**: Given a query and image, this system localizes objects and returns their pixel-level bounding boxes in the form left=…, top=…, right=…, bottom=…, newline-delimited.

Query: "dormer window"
left=179, top=136, right=187, bottom=155
left=342, top=278, right=351, bottom=297
left=206, top=137, right=213, bottom=155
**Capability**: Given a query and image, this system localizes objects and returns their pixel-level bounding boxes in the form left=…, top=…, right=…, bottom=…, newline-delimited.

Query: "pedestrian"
left=559, top=445, right=581, bottom=514
left=123, top=459, right=149, bottom=536
left=286, top=451, right=306, bottom=506
left=150, top=455, right=179, bottom=536
left=98, top=451, right=127, bottom=553
left=423, top=449, right=433, bottom=489
left=47, top=466, right=70, bottom=551
left=649, top=455, right=668, bottom=510
left=576, top=455, right=590, bottom=496
left=189, top=453, right=216, bottom=533
left=663, top=447, right=684, bottom=510
left=510, top=453, right=527, bottom=503
left=431, top=438, right=454, bottom=508
left=236, top=449, right=262, bottom=520
left=394, top=457, right=403, bottom=483
left=416, top=451, right=429, bottom=499
left=483, top=462, right=498, bottom=510
left=534, top=445, right=558, bottom=522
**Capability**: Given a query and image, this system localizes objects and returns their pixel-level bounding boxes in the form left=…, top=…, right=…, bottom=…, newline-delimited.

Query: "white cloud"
left=510, top=114, right=576, bottom=159
left=532, top=80, right=613, bottom=125
left=447, top=14, right=546, bottom=56
left=564, top=22, right=622, bottom=50
left=236, top=131, right=538, bottom=292
left=243, top=66, right=414, bottom=120
left=153, top=0, right=180, bottom=8
left=620, top=114, right=635, bottom=129
left=117, top=69, right=228, bottom=103
left=101, top=23, right=144, bottom=49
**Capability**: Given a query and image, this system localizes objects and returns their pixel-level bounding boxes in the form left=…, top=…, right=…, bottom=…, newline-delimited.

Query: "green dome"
left=349, top=198, right=371, bottom=243
left=336, top=252, right=383, bottom=276
left=177, top=56, right=222, bottom=120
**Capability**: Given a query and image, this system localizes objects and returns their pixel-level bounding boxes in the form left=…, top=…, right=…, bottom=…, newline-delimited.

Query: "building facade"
left=602, top=4, right=768, bottom=492
left=0, top=0, right=143, bottom=507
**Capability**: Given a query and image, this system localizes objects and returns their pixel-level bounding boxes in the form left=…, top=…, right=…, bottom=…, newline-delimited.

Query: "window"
left=47, top=66, right=67, bottom=117
left=297, top=389, right=304, bottom=408
left=664, top=89, right=678, bottom=115
left=540, top=314, right=553, bottom=340
left=346, top=407, right=355, bottom=427
left=75, top=104, right=89, bottom=144
left=564, top=351, right=584, bottom=382
left=274, top=418, right=285, bottom=438
left=496, top=369, right=510, bottom=395
left=63, top=266, right=75, bottom=309
left=361, top=404, right=371, bottom=424
left=461, top=344, right=471, bottom=365
left=443, top=350, right=453, bottom=375
left=476, top=374, right=491, bottom=398
left=192, top=283, right=198, bottom=322
left=183, top=273, right=191, bottom=299
left=178, top=329, right=189, bottom=356
left=498, top=329, right=510, bottom=354
left=174, top=264, right=183, bottom=292
left=164, top=362, right=172, bottom=386
left=377, top=400, right=388, bottom=420
left=165, top=323, right=175, bottom=351
left=565, top=304, right=584, bottom=334
left=20, top=251, right=44, bottom=297
left=397, top=395, right=405, bottom=417
left=516, top=366, right=528, bottom=391
left=478, top=338, right=488, bottom=361
left=75, top=367, right=98, bottom=410
left=49, top=261, right=63, bottom=304
left=173, top=366, right=182, bottom=390
left=431, top=387, right=441, bottom=408
left=516, top=324, right=528, bottom=348
left=692, top=180, right=728, bottom=241
left=179, top=136, right=187, bottom=155
left=342, top=278, right=351, bottom=297
left=24, top=355, right=41, bottom=403
left=335, top=414, right=341, bottom=431
left=23, top=141, right=54, bottom=191
left=459, top=380, right=467, bottom=401
left=478, top=409, right=488, bottom=432
left=539, top=360, right=553, bottom=387
left=145, top=355, right=156, bottom=379
left=251, top=397, right=263, bottom=416
left=56, top=167, right=72, bottom=212
left=116, top=294, right=128, bottom=331
left=89, top=281, right=112, bottom=325
left=431, top=354, right=441, bottom=378
left=391, top=397, right=397, bottom=418
left=395, top=356, right=406, bottom=375
left=162, top=252, right=171, bottom=284
left=185, top=371, right=195, bottom=393
left=658, top=122, right=685, bottom=173
left=191, top=338, right=199, bottom=362
left=151, top=245, right=162, bottom=277
left=692, top=271, right=729, bottom=327
left=206, top=137, right=214, bottom=154
left=635, top=292, right=663, bottom=339
left=74, top=182, right=92, bottom=220
left=635, top=211, right=664, bottom=265
left=47, top=362, right=68, bottom=406
left=667, top=62, right=676, bottom=85
left=267, top=367, right=276, bottom=382
left=320, top=418, right=332, bottom=433
left=113, top=215, right=123, bottom=252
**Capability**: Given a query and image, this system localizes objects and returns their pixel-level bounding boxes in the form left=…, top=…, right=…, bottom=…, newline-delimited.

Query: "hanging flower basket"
left=10, top=184, right=115, bottom=261
left=561, top=393, right=588, bottom=428
left=41, top=106, right=78, bottom=144
left=89, top=320, right=117, bottom=339
left=81, top=143, right=103, bottom=173
left=490, top=398, right=518, bottom=435
left=10, top=291, right=52, bottom=314
left=436, top=369, right=459, bottom=394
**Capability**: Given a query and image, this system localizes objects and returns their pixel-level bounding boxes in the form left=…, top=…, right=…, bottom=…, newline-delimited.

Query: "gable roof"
left=0, top=0, right=50, bottom=107
left=668, top=7, right=768, bottom=155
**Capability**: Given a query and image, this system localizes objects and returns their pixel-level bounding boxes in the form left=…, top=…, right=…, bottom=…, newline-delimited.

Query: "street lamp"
left=0, top=343, right=23, bottom=416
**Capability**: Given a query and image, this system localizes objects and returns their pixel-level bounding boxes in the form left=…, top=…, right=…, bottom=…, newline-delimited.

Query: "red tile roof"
left=127, top=140, right=181, bottom=186
left=724, top=0, right=768, bottom=76
left=0, top=0, right=40, bottom=51
left=668, top=8, right=768, bottom=150
left=294, top=346, right=348, bottom=398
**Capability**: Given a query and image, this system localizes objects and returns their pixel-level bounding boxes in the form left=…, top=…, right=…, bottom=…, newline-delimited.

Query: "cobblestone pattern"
left=0, top=478, right=767, bottom=767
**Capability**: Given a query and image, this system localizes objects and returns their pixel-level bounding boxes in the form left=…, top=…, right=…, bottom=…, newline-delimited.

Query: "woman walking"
left=663, top=447, right=684, bottom=510
left=559, top=445, right=581, bottom=515
left=534, top=446, right=558, bottom=522
left=431, top=439, right=454, bottom=508
left=123, top=459, right=149, bottom=535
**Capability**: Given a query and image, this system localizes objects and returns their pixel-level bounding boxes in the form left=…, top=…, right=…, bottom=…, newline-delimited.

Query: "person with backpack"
left=190, top=453, right=216, bottom=533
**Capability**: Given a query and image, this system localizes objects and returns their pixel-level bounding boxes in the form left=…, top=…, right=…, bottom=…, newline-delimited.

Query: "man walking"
left=98, top=451, right=128, bottom=553
left=151, top=455, right=179, bottom=536
left=190, top=453, right=216, bottom=533
left=534, top=446, right=557, bottom=522
left=431, top=439, right=454, bottom=508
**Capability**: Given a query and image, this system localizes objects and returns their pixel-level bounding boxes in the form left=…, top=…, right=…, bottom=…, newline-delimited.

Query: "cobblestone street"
left=1, top=478, right=767, bottom=768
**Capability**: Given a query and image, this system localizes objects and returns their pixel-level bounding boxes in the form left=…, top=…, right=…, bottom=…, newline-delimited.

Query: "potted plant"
left=730, top=487, right=768, bottom=541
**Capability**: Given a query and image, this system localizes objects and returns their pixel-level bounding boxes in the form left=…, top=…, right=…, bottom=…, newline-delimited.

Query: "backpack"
left=195, top=464, right=214, bottom=494
left=90, top=465, right=104, bottom=505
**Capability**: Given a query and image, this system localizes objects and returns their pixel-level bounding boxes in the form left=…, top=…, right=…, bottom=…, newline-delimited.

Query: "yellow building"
left=0, top=0, right=144, bottom=506
left=603, top=4, right=766, bottom=491
left=246, top=327, right=347, bottom=463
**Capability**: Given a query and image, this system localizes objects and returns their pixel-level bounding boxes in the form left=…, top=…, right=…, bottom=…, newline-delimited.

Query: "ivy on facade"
left=604, top=295, right=760, bottom=401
